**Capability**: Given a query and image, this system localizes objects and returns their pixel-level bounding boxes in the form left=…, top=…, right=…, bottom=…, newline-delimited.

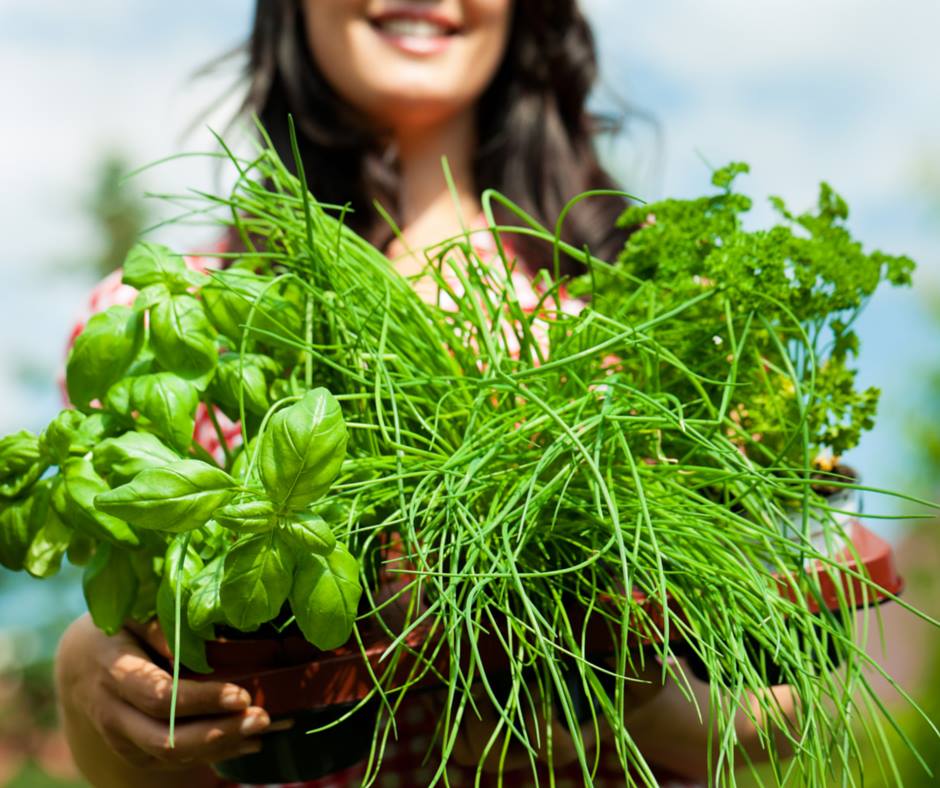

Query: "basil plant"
left=0, top=243, right=361, bottom=672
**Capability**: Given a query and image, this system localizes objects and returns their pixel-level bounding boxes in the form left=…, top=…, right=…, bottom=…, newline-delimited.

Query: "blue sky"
left=1, top=0, right=938, bottom=519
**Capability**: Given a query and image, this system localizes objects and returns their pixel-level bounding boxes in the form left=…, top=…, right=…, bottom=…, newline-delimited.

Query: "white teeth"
left=377, top=18, right=449, bottom=38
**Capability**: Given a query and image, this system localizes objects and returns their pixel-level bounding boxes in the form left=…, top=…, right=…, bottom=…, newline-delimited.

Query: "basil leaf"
left=0, top=431, right=41, bottom=475
left=260, top=389, right=347, bottom=511
left=202, top=270, right=268, bottom=343
left=282, top=513, right=335, bottom=557
left=156, top=536, right=211, bottom=673
left=93, top=431, right=181, bottom=486
left=66, top=305, right=143, bottom=411
left=25, top=481, right=72, bottom=579
left=215, top=497, right=277, bottom=534
left=0, top=495, right=40, bottom=570
left=122, top=242, right=193, bottom=292
left=121, top=373, right=199, bottom=453
left=209, top=353, right=278, bottom=418
left=202, top=270, right=303, bottom=345
left=187, top=555, right=226, bottom=632
left=38, top=410, right=86, bottom=465
left=0, top=430, right=45, bottom=499
left=220, top=531, right=295, bottom=631
left=269, top=375, right=301, bottom=404
left=128, top=549, right=160, bottom=623
left=104, top=378, right=133, bottom=416
left=83, top=543, right=137, bottom=635
left=96, top=459, right=235, bottom=533
left=73, top=412, right=122, bottom=451
left=150, top=294, right=218, bottom=381
left=67, top=533, right=95, bottom=566
left=194, top=519, right=228, bottom=557
left=134, top=282, right=171, bottom=312
left=38, top=410, right=119, bottom=468
left=289, top=544, right=361, bottom=651
left=56, top=459, right=140, bottom=548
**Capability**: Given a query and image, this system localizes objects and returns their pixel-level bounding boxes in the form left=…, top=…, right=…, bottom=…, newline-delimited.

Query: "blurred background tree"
left=85, top=155, right=148, bottom=279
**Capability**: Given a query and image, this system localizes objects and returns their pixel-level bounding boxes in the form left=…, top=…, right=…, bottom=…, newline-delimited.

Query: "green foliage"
left=220, top=531, right=295, bottom=631
left=0, top=228, right=356, bottom=676
left=0, top=495, right=38, bottom=570
left=92, top=431, right=181, bottom=486
left=0, top=142, right=928, bottom=784
left=66, top=305, right=143, bottom=411
left=210, top=353, right=279, bottom=418
left=149, top=294, right=218, bottom=381
left=282, top=513, right=336, bottom=556
left=24, top=483, right=71, bottom=579
left=290, top=545, right=361, bottom=650
left=82, top=543, right=137, bottom=635
left=106, top=373, right=200, bottom=453
left=122, top=242, right=201, bottom=292
left=214, top=497, right=278, bottom=534
left=580, top=162, right=915, bottom=465
left=56, top=459, right=139, bottom=547
left=259, top=389, right=347, bottom=511
left=0, top=430, right=45, bottom=498
left=157, top=536, right=212, bottom=673
left=186, top=555, right=225, bottom=632
left=96, top=460, right=236, bottom=533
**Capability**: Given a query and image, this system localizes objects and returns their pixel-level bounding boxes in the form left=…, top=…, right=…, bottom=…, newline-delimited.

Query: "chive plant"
left=0, top=134, right=937, bottom=786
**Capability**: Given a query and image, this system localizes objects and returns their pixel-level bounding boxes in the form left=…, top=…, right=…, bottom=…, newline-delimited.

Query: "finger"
left=106, top=640, right=251, bottom=719
left=124, top=618, right=171, bottom=659
left=112, top=703, right=277, bottom=766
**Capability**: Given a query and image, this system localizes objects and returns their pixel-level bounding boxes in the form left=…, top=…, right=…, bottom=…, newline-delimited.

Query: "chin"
left=366, top=87, right=474, bottom=132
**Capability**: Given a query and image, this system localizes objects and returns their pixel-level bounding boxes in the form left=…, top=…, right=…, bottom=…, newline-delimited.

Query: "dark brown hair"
left=240, top=0, right=630, bottom=275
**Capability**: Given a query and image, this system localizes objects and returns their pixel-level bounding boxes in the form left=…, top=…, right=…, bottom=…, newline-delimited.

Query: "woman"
left=55, top=1, right=793, bottom=785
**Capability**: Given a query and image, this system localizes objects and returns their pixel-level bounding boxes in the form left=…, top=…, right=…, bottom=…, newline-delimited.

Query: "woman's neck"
left=388, top=112, right=480, bottom=267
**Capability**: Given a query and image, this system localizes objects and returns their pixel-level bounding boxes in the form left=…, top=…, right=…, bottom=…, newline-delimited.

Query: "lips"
left=368, top=8, right=460, bottom=54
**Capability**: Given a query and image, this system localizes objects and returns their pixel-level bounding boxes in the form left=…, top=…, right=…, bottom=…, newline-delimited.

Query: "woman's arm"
left=55, top=615, right=287, bottom=788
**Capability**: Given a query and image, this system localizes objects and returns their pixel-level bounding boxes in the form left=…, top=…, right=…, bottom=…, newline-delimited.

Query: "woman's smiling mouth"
left=369, top=9, right=460, bottom=55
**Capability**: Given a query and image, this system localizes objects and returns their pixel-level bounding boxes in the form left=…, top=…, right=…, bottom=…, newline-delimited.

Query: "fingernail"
left=221, top=686, right=251, bottom=711
left=240, top=710, right=271, bottom=736
left=266, top=718, right=295, bottom=733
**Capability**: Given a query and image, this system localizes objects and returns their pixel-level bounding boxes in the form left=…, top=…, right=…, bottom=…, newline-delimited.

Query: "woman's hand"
left=55, top=614, right=290, bottom=788
left=450, top=654, right=665, bottom=773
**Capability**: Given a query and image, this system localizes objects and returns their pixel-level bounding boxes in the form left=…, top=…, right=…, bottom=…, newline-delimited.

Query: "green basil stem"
left=305, top=294, right=313, bottom=391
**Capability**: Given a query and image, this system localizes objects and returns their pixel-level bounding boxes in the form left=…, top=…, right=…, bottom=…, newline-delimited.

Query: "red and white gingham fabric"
left=68, top=238, right=694, bottom=787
